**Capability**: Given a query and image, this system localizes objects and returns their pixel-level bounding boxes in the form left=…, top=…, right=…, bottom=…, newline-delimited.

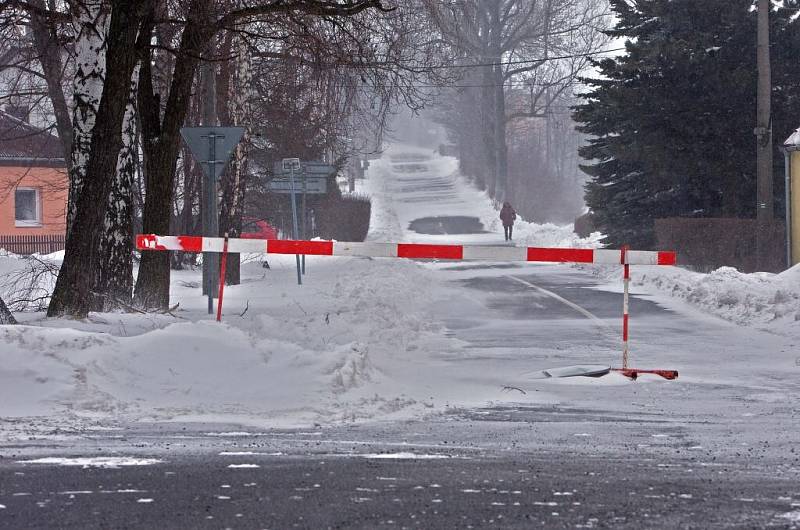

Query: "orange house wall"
left=0, top=166, right=68, bottom=236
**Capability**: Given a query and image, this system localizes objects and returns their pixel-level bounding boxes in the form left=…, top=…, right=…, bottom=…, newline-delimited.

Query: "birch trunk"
left=66, top=0, right=109, bottom=237
left=98, top=65, right=139, bottom=310
left=48, top=0, right=148, bottom=318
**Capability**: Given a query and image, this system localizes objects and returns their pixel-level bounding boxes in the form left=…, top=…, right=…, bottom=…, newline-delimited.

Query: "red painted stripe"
left=657, top=251, right=677, bottom=266
left=397, top=243, right=463, bottom=260
left=622, top=313, right=629, bottom=342
left=136, top=234, right=155, bottom=250
left=178, top=236, right=203, bottom=253
left=613, top=368, right=679, bottom=380
left=527, top=247, right=594, bottom=263
left=268, top=239, right=334, bottom=256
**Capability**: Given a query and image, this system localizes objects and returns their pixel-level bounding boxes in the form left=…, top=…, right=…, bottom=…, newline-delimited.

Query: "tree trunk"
left=29, top=0, right=73, bottom=163
left=66, top=1, right=109, bottom=238
left=0, top=295, right=16, bottom=325
left=489, top=0, right=507, bottom=202
left=47, top=0, right=147, bottom=318
left=98, top=65, right=139, bottom=310
left=133, top=6, right=215, bottom=310
left=481, top=64, right=497, bottom=197
left=217, top=29, right=251, bottom=285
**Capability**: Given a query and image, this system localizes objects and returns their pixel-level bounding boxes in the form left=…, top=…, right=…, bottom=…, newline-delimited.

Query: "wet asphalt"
left=2, top=428, right=799, bottom=530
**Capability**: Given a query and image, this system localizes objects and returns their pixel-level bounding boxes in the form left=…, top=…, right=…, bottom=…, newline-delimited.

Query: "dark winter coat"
left=500, top=204, right=516, bottom=226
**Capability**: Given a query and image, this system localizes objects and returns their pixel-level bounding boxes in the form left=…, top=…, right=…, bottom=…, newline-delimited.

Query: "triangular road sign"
left=180, top=127, right=245, bottom=180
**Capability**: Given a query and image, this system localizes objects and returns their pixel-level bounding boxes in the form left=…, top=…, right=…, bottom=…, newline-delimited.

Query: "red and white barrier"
left=136, top=233, right=679, bottom=380
left=136, top=234, right=677, bottom=266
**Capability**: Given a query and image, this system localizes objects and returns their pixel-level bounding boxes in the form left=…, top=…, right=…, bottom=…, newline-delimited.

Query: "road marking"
left=506, top=275, right=609, bottom=328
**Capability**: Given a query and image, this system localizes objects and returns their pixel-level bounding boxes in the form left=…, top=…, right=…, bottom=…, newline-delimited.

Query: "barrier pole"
left=621, top=245, right=630, bottom=369
left=216, top=233, right=229, bottom=322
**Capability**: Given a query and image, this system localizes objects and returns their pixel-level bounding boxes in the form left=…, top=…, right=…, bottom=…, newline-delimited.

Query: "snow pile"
left=0, top=256, right=469, bottom=429
left=587, top=262, right=800, bottom=336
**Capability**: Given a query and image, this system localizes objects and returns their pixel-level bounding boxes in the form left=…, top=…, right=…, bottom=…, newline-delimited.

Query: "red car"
left=241, top=218, right=278, bottom=240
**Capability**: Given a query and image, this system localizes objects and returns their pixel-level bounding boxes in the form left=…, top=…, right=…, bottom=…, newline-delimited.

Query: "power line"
left=387, top=47, right=626, bottom=70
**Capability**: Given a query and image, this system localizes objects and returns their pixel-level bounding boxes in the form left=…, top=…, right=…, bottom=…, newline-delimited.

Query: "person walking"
left=500, top=201, right=517, bottom=241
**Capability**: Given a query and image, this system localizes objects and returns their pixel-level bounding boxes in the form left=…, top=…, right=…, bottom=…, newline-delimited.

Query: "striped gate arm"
left=136, top=234, right=677, bottom=266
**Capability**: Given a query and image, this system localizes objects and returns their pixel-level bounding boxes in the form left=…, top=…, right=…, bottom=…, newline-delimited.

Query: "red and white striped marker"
left=622, top=245, right=630, bottom=370
left=136, top=234, right=677, bottom=266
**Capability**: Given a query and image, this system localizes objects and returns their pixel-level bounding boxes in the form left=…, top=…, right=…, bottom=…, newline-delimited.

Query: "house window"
left=15, top=187, right=41, bottom=227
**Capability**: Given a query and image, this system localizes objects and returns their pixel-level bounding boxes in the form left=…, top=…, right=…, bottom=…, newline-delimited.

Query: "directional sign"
left=272, top=161, right=336, bottom=177
left=181, top=127, right=245, bottom=180
left=302, top=161, right=336, bottom=175
left=268, top=176, right=327, bottom=194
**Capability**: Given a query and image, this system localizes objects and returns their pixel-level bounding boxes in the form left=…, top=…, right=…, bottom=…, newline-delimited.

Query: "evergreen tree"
left=574, top=0, right=800, bottom=248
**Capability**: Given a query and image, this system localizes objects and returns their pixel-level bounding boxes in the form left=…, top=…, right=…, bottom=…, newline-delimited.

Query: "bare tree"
left=424, top=0, right=608, bottom=201
left=0, top=295, right=15, bottom=324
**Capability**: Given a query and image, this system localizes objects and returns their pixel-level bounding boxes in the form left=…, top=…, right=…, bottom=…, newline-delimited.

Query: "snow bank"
left=585, top=262, right=800, bottom=337
left=0, top=255, right=471, bottom=430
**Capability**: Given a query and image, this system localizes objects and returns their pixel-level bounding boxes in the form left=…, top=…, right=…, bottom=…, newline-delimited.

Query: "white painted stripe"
left=626, top=250, right=659, bottom=265
left=202, top=238, right=225, bottom=253
left=462, top=245, right=527, bottom=261
left=592, top=249, right=621, bottom=264
left=506, top=275, right=609, bottom=328
left=153, top=236, right=186, bottom=251
left=227, top=239, right=269, bottom=253
left=333, top=241, right=398, bottom=258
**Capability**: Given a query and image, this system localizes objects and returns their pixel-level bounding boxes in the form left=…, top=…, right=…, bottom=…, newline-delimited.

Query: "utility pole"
left=755, top=0, right=773, bottom=270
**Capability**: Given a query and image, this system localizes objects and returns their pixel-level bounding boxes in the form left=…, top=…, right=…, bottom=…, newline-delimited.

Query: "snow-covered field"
left=1, top=144, right=800, bottom=441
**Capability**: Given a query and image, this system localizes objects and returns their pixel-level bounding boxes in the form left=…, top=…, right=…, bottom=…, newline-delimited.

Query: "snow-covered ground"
left=1, top=144, right=800, bottom=442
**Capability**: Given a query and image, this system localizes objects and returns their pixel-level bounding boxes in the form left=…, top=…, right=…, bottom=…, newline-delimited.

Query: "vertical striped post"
left=621, top=245, right=630, bottom=369
left=216, top=233, right=229, bottom=322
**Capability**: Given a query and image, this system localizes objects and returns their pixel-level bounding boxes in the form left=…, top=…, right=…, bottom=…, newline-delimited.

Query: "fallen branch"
left=239, top=300, right=250, bottom=317
left=501, top=385, right=527, bottom=395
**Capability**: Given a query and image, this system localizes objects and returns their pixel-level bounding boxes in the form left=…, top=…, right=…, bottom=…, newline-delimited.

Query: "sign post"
left=283, top=158, right=303, bottom=285
left=180, top=126, right=245, bottom=313
left=269, top=160, right=334, bottom=284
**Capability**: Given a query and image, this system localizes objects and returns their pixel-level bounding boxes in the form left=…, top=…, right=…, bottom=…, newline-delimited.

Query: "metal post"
left=785, top=148, right=792, bottom=269
left=289, top=165, right=302, bottom=285
left=216, top=232, right=229, bottom=322
left=201, top=38, right=218, bottom=315
left=621, top=246, right=630, bottom=370
left=755, top=0, right=774, bottom=271
left=301, top=171, right=307, bottom=275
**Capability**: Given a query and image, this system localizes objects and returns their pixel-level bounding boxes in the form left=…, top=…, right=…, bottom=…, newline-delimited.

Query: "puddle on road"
left=409, top=216, right=486, bottom=235
left=391, top=163, right=430, bottom=173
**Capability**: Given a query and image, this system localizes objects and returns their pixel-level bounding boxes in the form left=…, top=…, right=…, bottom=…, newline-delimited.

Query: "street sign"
left=181, top=127, right=245, bottom=180
left=302, top=162, right=336, bottom=175
left=268, top=176, right=327, bottom=194
left=272, top=161, right=335, bottom=177
left=282, top=158, right=300, bottom=171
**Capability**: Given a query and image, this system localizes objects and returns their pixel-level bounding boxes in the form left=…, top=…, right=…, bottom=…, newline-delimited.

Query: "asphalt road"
left=2, top=427, right=799, bottom=530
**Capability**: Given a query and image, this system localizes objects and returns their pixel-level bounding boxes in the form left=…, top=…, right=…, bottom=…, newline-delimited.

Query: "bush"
left=654, top=218, right=786, bottom=273
left=315, top=193, right=371, bottom=242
